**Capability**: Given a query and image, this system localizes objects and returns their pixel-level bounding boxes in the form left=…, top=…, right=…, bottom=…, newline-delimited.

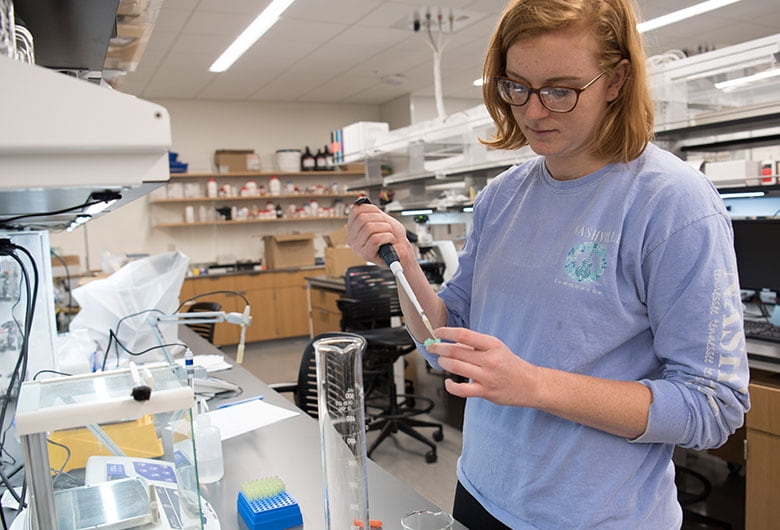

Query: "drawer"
left=310, top=288, right=342, bottom=310
left=238, top=272, right=274, bottom=290
left=312, top=307, right=343, bottom=335
left=273, top=270, right=309, bottom=288
left=747, top=380, right=780, bottom=436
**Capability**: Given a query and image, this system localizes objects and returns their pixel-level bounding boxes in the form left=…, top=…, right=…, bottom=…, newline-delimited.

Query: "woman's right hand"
left=346, top=201, right=415, bottom=267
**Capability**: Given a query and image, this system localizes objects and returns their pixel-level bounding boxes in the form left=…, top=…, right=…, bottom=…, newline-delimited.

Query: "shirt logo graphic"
left=564, top=242, right=607, bottom=283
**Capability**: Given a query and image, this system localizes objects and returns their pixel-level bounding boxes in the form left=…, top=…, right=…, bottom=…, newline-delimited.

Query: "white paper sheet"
left=205, top=398, right=299, bottom=440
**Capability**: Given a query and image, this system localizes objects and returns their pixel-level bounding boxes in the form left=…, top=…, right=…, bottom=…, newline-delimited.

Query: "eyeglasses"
left=494, top=71, right=607, bottom=113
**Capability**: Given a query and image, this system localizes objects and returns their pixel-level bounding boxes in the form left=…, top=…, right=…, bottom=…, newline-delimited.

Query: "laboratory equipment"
left=731, top=218, right=780, bottom=296
left=400, top=510, right=454, bottom=530
left=420, top=240, right=459, bottom=284
left=237, top=476, right=303, bottom=530
left=353, top=197, right=437, bottom=339
left=0, top=230, right=57, bottom=396
left=149, top=305, right=252, bottom=365
left=314, top=334, right=370, bottom=530
left=14, top=363, right=209, bottom=530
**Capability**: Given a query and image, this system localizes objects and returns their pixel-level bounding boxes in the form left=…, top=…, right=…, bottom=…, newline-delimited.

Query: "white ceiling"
left=119, top=0, right=780, bottom=105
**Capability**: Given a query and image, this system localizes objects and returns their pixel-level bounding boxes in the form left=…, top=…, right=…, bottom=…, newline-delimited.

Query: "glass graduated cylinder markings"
left=315, top=335, right=370, bottom=530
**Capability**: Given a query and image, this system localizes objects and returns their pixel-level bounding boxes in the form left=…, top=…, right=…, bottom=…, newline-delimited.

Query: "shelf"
left=151, top=193, right=361, bottom=204
left=717, top=183, right=780, bottom=196
left=154, top=216, right=348, bottom=228
left=171, top=169, right=365, bottom=179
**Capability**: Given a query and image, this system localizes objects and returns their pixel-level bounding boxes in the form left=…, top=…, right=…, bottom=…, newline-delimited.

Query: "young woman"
left=347, top=1, right=750, bottom=527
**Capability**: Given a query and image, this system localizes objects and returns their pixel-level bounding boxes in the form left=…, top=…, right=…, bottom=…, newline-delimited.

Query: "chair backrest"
left=341, top=265, right=402, bottom=331
left=185, top=301, right=222, bottom=343
left=293, top=332, right=364, bottom=419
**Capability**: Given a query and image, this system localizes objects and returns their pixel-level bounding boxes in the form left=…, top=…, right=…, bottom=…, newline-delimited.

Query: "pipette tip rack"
left=237, top=478, right=302, bottom=530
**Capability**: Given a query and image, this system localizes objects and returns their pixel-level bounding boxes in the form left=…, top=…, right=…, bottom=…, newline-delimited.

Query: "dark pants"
left=453, top=481, right=512, bottom=530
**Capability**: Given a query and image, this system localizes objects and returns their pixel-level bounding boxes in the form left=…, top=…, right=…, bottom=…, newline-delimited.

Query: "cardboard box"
left=325, top=246, right=365, bottom=277
left=51, top=255, right=83, bottom=278
left=324, top=227, right=365, bottom=277
left=325, top=226, right=349, bottom=247
left=214, top=149, right=255, bottom=172
left=263, top=233, right=315, bottom=269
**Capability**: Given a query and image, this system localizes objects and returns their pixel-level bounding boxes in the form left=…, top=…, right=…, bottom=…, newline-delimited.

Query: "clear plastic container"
left=195, top=414, right=223, bottom=484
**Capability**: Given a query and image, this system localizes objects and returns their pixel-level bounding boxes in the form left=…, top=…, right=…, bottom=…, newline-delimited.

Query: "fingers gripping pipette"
left=353, top=197, right=437, bottom=340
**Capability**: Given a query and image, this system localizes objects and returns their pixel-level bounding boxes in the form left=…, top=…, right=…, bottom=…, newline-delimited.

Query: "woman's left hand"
left=426, top=327, right=540, bottom=408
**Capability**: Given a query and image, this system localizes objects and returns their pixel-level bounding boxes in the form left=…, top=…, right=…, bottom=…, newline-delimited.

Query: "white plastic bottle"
left=269, top=176, right=282, bottom=196
left=195, top=414, right=223, bottom=484
left=206, top=178, right=218, bottom=198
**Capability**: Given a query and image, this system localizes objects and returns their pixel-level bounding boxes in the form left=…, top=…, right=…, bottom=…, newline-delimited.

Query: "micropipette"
left=353, top=197, right=437, bottom=340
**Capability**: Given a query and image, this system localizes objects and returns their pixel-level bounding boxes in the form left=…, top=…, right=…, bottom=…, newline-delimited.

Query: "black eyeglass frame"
left=494, top=71, right=607, bottom=113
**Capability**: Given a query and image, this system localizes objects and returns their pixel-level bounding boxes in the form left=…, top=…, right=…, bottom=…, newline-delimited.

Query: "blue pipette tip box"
left=237, top=489, right=303, bottom=530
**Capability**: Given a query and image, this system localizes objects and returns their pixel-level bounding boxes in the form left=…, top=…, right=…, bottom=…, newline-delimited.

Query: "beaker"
left=401, top=510, right=455, bottom=530
left=314, top=334, right=370, bottom=530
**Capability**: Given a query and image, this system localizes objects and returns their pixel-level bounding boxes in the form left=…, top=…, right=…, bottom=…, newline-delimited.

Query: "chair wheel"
left=425, top=451, right=437, bottom=463
left=433, top=430, right=444, bottom=442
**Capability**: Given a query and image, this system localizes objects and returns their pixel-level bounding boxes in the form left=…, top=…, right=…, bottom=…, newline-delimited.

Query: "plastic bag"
left=53, top=329, right=100, bottom=375
left=70, top=251, right=190, bottom=368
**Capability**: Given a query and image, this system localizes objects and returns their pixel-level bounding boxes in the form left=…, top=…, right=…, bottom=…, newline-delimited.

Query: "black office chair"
left=675, top=464, right=732, bottom=529
left=269, top=332, right=362, bottom=419
left=337, top=265, right=443, bottom=463
left=185, top=301, right=222, bottom=343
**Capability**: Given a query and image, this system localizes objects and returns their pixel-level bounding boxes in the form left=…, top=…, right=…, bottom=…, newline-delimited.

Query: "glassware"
left=15, top=23, right=33, bottom=63
left=314, top=334, right=370, bottom=530
left=401, top=510, right=455, bottom=530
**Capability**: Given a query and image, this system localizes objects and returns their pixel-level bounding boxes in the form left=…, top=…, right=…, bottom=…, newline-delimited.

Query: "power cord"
left=0, top=238, right=39, bottom=524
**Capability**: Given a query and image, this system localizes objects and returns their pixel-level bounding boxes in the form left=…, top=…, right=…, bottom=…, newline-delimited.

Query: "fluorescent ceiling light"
left=719, top=191, right=766, bottom=199
left=401, top=208, right=435, bottom=216
left=469, top=0, right=742, bottom=89
left=714, top=67, right=780, bottom=91
left=637, top=0, right=741, bottom=33
left=209, top=0, right=296, bottom=73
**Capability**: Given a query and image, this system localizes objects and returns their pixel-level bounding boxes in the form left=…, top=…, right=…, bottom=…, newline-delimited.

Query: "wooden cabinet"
left=272, top=270, right=311, bottom=338
left=310, top=286, right=344, bottom=336
left=182, top=269, right=315, bottom=346
left=745, top=371, right=780, bottom=530
left=239, top=272, right=276, bottom=343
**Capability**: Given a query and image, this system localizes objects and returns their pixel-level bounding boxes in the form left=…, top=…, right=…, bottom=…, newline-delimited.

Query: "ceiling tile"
left=112, top=0, right=780, bottom=107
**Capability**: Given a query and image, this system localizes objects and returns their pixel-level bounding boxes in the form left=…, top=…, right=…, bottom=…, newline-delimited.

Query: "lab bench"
left=184, top=327, right=466, bottom=530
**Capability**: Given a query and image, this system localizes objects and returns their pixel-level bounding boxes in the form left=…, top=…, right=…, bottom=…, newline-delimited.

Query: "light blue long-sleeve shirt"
left=416, top=144, right=750, bottom=529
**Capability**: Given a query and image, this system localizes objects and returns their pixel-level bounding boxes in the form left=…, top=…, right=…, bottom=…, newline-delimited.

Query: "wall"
left=409, top=95, right=483, bottom=124
left=50, top=99, right=383, bottom=270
